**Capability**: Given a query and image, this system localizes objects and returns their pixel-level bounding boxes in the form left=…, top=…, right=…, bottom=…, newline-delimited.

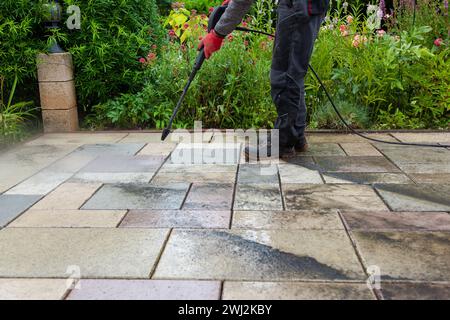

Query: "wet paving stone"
left=160, top=163, right=237, bottom=173
left=238, top=164, right=279, bottom=185
left=31, top=183, right=101, bottom=210
left=9, top=209, right=127, bottom=228
left=342, top=211, right=450, bottom=231
left=153, top=229, right=365, bottom=281
left=339, top=143, right=382, bottom=156
left=0, top=279, right=69, bottom=300
left=0, top=228, right=169, bottom=278
left=5, top=171, right=72, bottom=195
left=307, top=133, right=397, bottom=144
left=322, top=172, right=412, bottom=184
left=151, top=171, right=236, bottom=184
left=375, top=184, right=450, bottom=211
left=183, top=183, right=234, bottom=210
left=222, top=281, right=375, bottom=300
left=137, top=142, right=177, bottom=156
left=170, top=143, right=241, bottom=165
left=25, top=133, right=127, bottom=146
left=278, top=164, right=323, bottom=184
left=302, top=143, right=346, bottom=156
left=380, top=282, right=450, bottom=300
left=234, top=184, right=283, bottom=210
left=0, top=195, right=42, bottom=227
left=82, top=183, right=190, bottom=210
left=352, top=231, right=450, bottom=281
left=283, top=184, right=389, bottom=212
left=120, top=210, right=231, bottom=229
left=375, top=145, right=450, bottom=174
left=71, top=172, right=154, bottom=184
left=74, top=143, right=145, bottom=156
left=315, top=156, right=400, bottom=173
left=232, top=210, right=343, bottom=230
left=80, top=155, right=165, bottom=173
left=67, top=279, right=221, bottom=300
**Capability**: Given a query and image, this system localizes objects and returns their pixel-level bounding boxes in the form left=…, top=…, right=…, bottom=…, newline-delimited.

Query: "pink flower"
left=227, top=34, right=233, bottom=41
left=346, top=15, right=353, bottom=24
left=147, top=52, right=157, bottom=61
left=139, top=57, right=146, bottom=64
left=183, top=23, right=189, bottom=30
left=244, top=40, right=249, bottom=46
left=352, top=39, right=360, bottom=47
left=168, top=29, right=176, bottom=37
left=376, top=29, right=386, bottom=37
left=151, top=44, right=157, bottom=50
left=209, top=7, right=214, bottom=13
left=242, top=21, right=248, bottom=27
left=434, top=38, right=443, bottom=46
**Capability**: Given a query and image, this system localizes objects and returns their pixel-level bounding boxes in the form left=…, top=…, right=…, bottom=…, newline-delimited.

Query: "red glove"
left=198, top=30, right=224, bottom=59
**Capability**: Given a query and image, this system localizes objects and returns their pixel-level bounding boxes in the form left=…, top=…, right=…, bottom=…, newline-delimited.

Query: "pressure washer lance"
left=162, top=5, right=449, bottom=148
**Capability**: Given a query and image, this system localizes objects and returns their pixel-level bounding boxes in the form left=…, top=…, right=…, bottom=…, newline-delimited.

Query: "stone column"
left=37, top=53, right=79, bottom=133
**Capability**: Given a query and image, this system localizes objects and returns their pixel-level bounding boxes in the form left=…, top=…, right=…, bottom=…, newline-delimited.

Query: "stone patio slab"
left=170, top=143, right=241, bottom=165
left=409, top=173, right=450, bottom=184
left=9, top=209, right=127, bottom=228
left=71, top=172, right=154, bottom=184
left=75, top=143, right=145, bottom=156
left=342, top=211, right=450, bottom=231
left=234, top=184, right=283, bottom=210
left=323, top=172, right=412, bottom=184
left=0, top=195, right=42, bottom=227
left=151, top=171, right=236, bottom=184
left=160, top=164, right=237, bottom=173
left=222, top=281, right=374, bottom=300
left=231, top=210, right=343, bottom=230
left=67, top=279, right=221, bottom=300
left=315, top=156, right=400, bottom=173
left=117, top=132, right=167, bottom=143
left=380, top=282, right=450, bottom=300
left=307, top=133, right=397, bottom=143
left=0, top=228, right=169, bottom=278
left=278, top=164, right=323, bottom=184
left=137, top=142, right=177, bottom=156
left=25, top=133, right=127, bottom=146
left=0, top=144, right=76, bottom=193
left=120, top=210, right=231, bottom=229
left=340, top=143, right=382, bottom=156
left=5, top=171, right=72, bottom=195
left=153, top=229, right=365, bottom=280
left=82, top=183, right=189, bottom=210
left=353, top=231, right=450, bottom=281
left=283, top=184, right=389, bottom=212
left=80, top=155, right=165, bottom=173
left=391, top=132, right=450, bottom=144
left=121, top=131, right=213, bottom=143
left=0, top=279, right=69, bottom=300
left=32, top=183, right=101, bottom=210
left=302, top=143, right=346, bottom=156
left=183, top=183, right=234, bottom=210
left=238, top=164, right=279, bottom=185
left=375, top=184, right=450, bottom=211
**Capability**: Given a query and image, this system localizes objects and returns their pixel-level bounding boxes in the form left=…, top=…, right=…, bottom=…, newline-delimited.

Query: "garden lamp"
left=43, top=0, right=64, bottom=53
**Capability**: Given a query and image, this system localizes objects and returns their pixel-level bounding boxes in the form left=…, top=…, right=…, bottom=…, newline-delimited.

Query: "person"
left=199, top=0, right=330, bottom=159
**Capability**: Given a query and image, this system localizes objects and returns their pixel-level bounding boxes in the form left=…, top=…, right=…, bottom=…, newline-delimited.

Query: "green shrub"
left=0, top=0, right=163, bottom=111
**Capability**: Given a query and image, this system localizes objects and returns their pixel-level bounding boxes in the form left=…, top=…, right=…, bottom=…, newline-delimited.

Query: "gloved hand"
left=198, top=30, right=224, bottom=59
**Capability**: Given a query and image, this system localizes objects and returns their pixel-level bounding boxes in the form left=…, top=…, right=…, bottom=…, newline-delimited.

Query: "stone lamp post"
left=37, top=0, right=79, bottom=133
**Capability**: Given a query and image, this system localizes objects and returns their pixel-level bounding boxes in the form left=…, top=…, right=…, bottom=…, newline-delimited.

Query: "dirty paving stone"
left=238, top=164, right=279, bottom=185
left=0, top=228, right=169, bottom=278
left=0, top=279, right=70, bottom=300
left=380, top=282, right=450, bottom=300
left=0, top=195, right=42, bottom=227
left=278, top=164, right=323, bottom=184
left=153, top=229, right=365, bottom=281
left=137, top=143, right=177, bottom=156
left=222, top=281, right=375, bottom=300
left=80, top=155, right=165, bottom=173
left=31, top=183, right=101, bottom=210
left=341, top=211, right=450, bottom=231
left=151, top=171, right=236, bottom=184
left=234, top=184, right=283, bottom=211
left=352, top=231, right=450, bottom=281
left=120, top=210, right=231, bottom=229
left=307, top=133, right=397, bottom=144
left=25, top=133, right=127, bottom=146
left=9, top=209, right=127, bottom=228
left=322, top=172, right=412, bottom=184
left=82, top=183, right=189, bottom=210
left=283, top=184, right=389, bottom=212
left=171, top=143, right=241, bottom=165
left=183, top=183, right=234, bottom=210
left=74, top=143, right=145, bottom=156
left=67, top=279, right=221, bottom=300
left=315, top=156, right=400, bottom=173
left=409, top=173, right=450, bottom=184
left=391, top=132, right=450, bottom=144
left=70, top=172, right=155, bottom=184
left=375, top=184, right=450, bottom=211
left=232, top=210, right=344, bottom=230
left=301, top=143, right=346, bottom=156
left=339, top=143, right=382, bottom=156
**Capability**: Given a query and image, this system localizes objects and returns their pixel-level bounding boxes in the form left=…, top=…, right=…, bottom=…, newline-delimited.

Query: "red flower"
left=147, top=52, right=157, bottom=61
left=139, top=58, right=146, bottom=64
left=151, top=44, right=157, bottom=50
left=227, top=34, right=233, bottom=41
left=168, top=29, right=176, bottom=37
left=244, top=40, right=249, bottom=46
left=209, top=7, right=214, bottom=13
left=434, top=38, right=443, bottom=46
left=183, top=23, right=189, bottom=30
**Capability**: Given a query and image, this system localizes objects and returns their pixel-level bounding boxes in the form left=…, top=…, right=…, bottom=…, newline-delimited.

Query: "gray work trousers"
left=270, top=0, right=325, bottom=148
